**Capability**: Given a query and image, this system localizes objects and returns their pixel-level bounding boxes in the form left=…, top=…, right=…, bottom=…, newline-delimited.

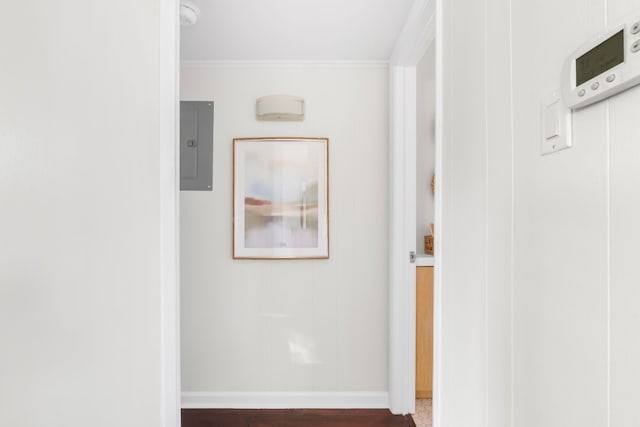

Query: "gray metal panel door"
left=180, top=101, right=214, bottom=191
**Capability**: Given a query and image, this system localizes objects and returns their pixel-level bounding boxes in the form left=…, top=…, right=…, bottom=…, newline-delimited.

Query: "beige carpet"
left=412, top=399, right=432, bottom=427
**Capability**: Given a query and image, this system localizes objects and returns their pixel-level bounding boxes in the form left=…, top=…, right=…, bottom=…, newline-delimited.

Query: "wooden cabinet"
left=416, top=266, right=434, bottom=398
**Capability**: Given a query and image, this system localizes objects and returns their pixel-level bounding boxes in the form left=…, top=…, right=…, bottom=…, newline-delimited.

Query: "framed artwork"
left=233, top=137, right=329, bottom=259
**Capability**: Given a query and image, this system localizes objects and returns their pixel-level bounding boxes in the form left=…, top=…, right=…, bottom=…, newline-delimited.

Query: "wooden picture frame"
left=233, top=137, right=329, bottom=259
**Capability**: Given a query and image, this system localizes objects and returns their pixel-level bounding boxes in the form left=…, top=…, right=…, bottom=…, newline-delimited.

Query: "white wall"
left=440, top=0, right=640, bottom=424
left=416, top=46, right=436, bottom=253
left=437, top=0, right=513, bottom=424
left=180, top=66, right=390, bottom=406
left=511, top=0, right=640, bottom=426
left=0, top=1, right=176, bottom=426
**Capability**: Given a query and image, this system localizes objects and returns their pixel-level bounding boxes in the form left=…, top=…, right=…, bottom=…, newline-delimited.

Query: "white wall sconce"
left=256, top=95, right=305, bottom=121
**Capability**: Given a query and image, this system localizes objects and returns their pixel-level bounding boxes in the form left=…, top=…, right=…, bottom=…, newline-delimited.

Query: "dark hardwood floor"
left=182, top=409, right=416, bottom=427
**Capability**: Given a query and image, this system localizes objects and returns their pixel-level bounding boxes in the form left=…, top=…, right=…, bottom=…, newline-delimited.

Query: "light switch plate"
left=541, top=89, right=572, bottom=155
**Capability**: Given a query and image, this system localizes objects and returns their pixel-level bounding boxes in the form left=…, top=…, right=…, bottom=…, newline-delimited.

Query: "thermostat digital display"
left=575, top=30, right=624, bottom=87
left=563, top=12, right=640, bottom=109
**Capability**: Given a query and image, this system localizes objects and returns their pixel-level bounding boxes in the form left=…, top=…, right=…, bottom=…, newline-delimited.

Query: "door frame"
left=162, top=0, right=441, bottom=421
left=159, top=0, right=181, bottom=426
left=388, top=0, right=438, bottom=416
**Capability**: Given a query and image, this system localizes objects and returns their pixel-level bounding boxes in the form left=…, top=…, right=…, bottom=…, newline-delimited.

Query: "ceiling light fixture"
left=180, top=1, right=200, bottom=26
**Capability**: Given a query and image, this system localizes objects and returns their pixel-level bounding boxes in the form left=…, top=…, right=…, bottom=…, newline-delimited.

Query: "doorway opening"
left=387, top=0, right=439, bottom=424
left=172, top=0, right=441, bottom=425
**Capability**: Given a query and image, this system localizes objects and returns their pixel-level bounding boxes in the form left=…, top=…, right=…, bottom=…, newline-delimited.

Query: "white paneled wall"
left=437, top=0, right=513, bottom=424
left=512, top=0, right=610, bottom=425
left=180, top=66, right=389, bottom=406
left=609, top=79, right=640, bottom=427
left=510, top=0, right=640, bottom=426
left=440, top=0, right=640, bottom=424
left=485, top=0, right=514, bottom=424
left=368, top=0, right=640, bottom=422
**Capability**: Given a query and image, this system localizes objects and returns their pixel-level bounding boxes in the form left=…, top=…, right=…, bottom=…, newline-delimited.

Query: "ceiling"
left=180, top=0, right=416, bottom=62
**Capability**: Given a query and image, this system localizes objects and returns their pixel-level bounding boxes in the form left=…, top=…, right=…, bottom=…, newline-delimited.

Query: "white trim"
left=181, top=392, right=389, bottom=409
left=390, top=0, right=436, bottom=66
left=433, top=0, right=444, bottom=426
left=388, top=65, right=418, bottom=416
left=180, top=60, right=389, bottom=69
left=605, top=100, right=611, bottom=427
left=388, top=0, right=436, bottom=416
left=159, top=0, right=180, bottom=426
left=508, top=0, right=515, bottom=425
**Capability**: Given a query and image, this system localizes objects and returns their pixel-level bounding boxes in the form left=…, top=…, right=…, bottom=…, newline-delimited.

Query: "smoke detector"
left=180, top=1, right=200, bottom=26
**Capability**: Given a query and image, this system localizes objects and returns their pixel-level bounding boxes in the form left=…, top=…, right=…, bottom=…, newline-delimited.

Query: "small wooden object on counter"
left=424, top=236, right=434, bottom=255
left=416, top=266, right=434, bottom=398
left=424, top=223, right=435, bottom=255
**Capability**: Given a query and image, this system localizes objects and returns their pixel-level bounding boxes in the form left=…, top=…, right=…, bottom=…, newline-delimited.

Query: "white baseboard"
left=181, top=391, right=390, bottom=409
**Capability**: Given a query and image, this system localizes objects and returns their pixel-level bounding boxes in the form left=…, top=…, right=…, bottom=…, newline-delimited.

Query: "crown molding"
left=390, top=0, right=436, bottom=66
left=180, top=60, right=389, bottom=69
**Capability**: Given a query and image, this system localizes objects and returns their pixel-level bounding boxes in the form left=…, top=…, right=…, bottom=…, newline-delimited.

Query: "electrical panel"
left=180, top=101, right=213, bottom=191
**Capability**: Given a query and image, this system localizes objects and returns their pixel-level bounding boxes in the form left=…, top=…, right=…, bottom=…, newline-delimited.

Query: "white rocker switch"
left=544, top=101, right=560, bottom=139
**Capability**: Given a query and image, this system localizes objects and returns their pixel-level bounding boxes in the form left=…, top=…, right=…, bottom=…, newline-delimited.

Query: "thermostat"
left=562, top=11, right=640, bottom=109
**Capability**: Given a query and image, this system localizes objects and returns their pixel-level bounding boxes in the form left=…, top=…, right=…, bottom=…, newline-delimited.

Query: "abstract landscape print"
left=233, top=138, right=329, bottom=259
